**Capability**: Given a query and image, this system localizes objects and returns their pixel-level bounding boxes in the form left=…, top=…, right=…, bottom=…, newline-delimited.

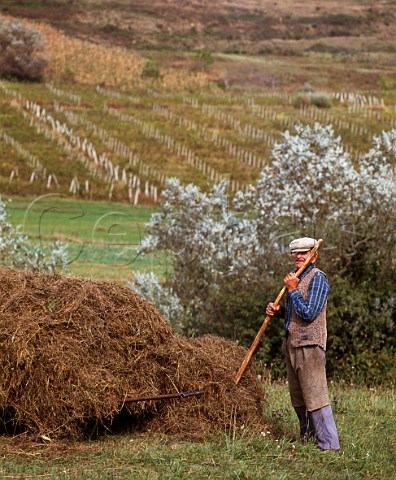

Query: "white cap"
left=289, top=237, right=317, bottom=253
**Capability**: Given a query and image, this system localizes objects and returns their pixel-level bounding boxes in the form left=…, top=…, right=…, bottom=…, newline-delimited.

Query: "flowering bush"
left=134, top=179, right=276, bottom=336
left=129, top=272, right=187, bottom=333
left=0, top=198, right=68, bottom=272
left=235, top=123, right=360, bottom=227
left=235, top=123, right=395, bottom=280
left=357, top=129, right=395, bottom=217
left=131, top=124, right=396, bottom=382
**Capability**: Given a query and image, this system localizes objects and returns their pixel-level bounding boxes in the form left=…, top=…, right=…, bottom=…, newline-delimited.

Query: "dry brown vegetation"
left=0, top=267, right=265, bottom=439
left=2, top=0, right=396, bottom=90
left=0, top=13, right=216, bottom=90
left=1, top=15, right=144, bottom=87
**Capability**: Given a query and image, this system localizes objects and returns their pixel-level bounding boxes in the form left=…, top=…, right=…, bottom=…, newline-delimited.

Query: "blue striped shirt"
left=279, top=264, right=330, bottom=332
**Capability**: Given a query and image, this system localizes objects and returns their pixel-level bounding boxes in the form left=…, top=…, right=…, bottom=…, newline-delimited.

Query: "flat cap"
left=289, top=237, right=317, bottom=253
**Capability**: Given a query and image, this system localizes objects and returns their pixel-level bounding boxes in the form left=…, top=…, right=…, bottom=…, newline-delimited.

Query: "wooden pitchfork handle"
left=234, top=239, right=323, bottom=385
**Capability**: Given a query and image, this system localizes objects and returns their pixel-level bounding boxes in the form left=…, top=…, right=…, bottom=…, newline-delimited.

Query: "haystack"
left=0, top=267, right=265, bottom=439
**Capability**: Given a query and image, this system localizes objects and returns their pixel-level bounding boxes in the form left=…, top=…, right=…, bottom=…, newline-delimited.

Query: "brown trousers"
left=283, top=337, right=330, bottom=412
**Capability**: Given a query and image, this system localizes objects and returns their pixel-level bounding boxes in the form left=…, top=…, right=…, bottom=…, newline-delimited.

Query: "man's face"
left=291, top=250, right=317, bottom=269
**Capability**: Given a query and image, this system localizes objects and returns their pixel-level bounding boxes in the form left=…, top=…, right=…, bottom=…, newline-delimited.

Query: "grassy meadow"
left=6, top=194, right=161, bottom=282
left=0, top=380, right=394, bottom=479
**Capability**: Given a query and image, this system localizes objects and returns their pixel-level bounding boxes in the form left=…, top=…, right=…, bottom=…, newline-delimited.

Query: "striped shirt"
left=279, top=264, right=330, bottom=332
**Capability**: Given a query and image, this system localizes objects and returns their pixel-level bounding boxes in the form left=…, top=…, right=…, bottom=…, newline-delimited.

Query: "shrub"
left=0, top=198, right=68, bottom=272
left=292, top=92, right=332, bottom=108
left=131, top=124, right=396, bottom=383
left=292, top=93, right=311, bottom=108
left=299, top=82, right=313, bottom=93
left=132, top=180, right=276, bottom=337
left=0, top=17, right=48, bottom=81
left=310, top=92, right=332, bottom=108
left=236, top=123, right=360, bottom=226
left=129, top=272, right=187, bottom=333
left=141, top=56, right=161, bottom=79
left=378, top=74, right=394, bottom=91
left=194, top=47, right=214, bottom=72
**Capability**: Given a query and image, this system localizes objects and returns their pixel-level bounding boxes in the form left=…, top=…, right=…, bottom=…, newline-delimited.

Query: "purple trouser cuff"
left=294, top=404, right=340, bottom=450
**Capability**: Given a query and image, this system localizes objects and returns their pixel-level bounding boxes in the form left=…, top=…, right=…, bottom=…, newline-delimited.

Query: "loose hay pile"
left=0, top=267, right=265, bottom=439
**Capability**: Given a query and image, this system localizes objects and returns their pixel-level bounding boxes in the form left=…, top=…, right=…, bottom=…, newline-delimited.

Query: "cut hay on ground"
left=0, top=267, right=265, bottom=439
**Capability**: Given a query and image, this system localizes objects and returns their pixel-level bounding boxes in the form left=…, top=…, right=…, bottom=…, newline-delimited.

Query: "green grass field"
left=6, top=194, right=162, bottom=282
left=0, top=380, right=394, bottom=479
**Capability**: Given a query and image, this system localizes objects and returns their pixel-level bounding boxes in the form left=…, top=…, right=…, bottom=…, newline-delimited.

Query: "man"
left=266, top=237, right=340, bottom=450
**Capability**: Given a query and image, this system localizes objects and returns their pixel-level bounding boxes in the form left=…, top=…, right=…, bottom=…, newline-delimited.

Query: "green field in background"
left=5, top=194, right=165, bottom=283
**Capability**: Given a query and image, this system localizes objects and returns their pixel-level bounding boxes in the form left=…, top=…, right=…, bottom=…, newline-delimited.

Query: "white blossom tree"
left=357, top=129, right=396, bottom=215
left=234, top=123, right=396, bottom=270
left=235, top=123, right=361, bottom=232
left=129, top=124, right=395, bottom=381
left=129, top=271, right=187, bottom=333
left=132, top=179, right=272, bottom=335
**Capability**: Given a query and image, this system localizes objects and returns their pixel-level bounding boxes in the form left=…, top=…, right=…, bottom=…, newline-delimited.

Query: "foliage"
left=133, top=179, right=277, bottom=337
left=239, top=123, right=396, bottom=381
left=292, top=93, right=311, bottom=108
left=129, top=271, right=187, bottom=333
left=0, top=197, right=68, bottom=272
left=292, top=92, right=332, bottom=108
left=131, top=123, right=396, bottom=382
left=235, top=123, right=359, bottom=226
left=0, top=17, right=48, bottom=81
left=236, top=124, right=395, bottom=278
left=310, top=92, right=332, bottom=108
left=378, top=74, right=394, bottom=91
left=327, top=279, right=395, bottom=384
left=141, top=56, right=161, bottom=79
left=194, top=47, right=214, bottom=72
left=299, top=82, right=313, bottom=93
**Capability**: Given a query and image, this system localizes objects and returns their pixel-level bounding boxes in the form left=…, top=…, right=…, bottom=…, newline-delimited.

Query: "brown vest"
left=288, top=267, right=327, bottom=350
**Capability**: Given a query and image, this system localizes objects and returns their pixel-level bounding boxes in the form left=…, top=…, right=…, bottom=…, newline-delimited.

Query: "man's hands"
left=284, top=272, right=299, bottom=292
left=266, top=302, right=280, bottom=316
left=265, top=272, right=300, bottom=316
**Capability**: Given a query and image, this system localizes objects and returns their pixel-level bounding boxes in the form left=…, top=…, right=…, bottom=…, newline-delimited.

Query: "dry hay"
left=150, top=335, right=265, bottom=439
left=0, top=267, right=265, bottom=440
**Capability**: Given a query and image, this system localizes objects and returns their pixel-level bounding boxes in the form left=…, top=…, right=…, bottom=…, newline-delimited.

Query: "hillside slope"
left=2, top=0, right=396, bottom=90
left=1, top=1, right=395, bottom=207
left=2, top=0, right=396, bottom=55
